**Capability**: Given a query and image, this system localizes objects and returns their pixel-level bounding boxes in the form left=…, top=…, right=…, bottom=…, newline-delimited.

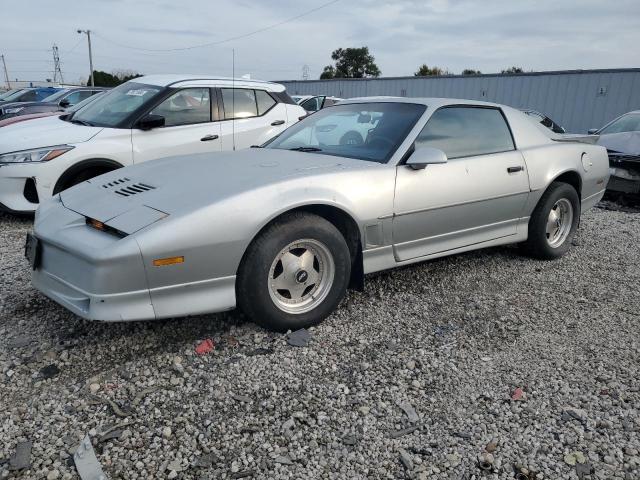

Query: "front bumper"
left=33, top=267, right=155, bottom=321
left=32, top=239, right=238, bottom=322
left=30, top=203, right=237, bottom=322
left=0, top=170, right=38, bottom=213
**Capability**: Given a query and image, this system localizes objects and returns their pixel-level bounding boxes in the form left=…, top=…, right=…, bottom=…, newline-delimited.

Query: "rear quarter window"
left=255, top=90, right=276, bottom=115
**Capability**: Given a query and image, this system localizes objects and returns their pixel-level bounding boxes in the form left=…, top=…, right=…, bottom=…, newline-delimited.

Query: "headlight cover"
left=0, top=145, right=74, bottom=163
left=3, top=107, right=25, bottom=114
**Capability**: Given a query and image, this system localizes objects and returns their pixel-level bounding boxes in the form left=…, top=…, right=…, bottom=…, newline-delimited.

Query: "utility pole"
left=52, top=44, right=64, bottom=85
left=1, top=54, right=10, bottom=89
left=302, top=64, right=310, bottom=80
left=77, top=29, right=94, bottom=86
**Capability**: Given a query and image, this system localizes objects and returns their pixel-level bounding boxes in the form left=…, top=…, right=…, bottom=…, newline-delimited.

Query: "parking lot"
left=0, top=203, right=638, bottom=480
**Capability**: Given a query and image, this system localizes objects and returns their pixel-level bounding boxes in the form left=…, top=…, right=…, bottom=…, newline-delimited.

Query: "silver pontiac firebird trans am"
left=27, top=97, right=609, bottom=331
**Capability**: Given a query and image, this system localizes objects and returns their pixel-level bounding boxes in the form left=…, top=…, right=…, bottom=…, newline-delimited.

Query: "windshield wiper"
left=289, top=146, right=322, bottom=152
left=70, top=119, right=94, bottom=126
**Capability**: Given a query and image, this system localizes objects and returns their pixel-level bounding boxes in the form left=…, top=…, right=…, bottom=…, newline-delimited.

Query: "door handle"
left=201, top=134, right=219, bottom=142
left=507, top=166, right=523, bottom=173
left=271, top=120, right=285, bottom=126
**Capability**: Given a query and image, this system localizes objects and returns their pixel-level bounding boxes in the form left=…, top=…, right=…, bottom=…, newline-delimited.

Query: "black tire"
left=339, top=131, right=363, bottom=146
left=522, top=181, right=580, bottom=259
left=237, top=212, right=351, bottom=332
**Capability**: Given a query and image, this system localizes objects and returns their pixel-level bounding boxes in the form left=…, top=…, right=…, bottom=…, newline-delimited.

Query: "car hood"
left=59, top=149, right=379, bottom=234
left=0, top=115, right=103, bottom=154
left=597, top=131, right=640, bottom=155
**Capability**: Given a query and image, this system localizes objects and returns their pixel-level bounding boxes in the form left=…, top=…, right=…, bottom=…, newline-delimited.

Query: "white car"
left=0, top=75, right=305, bottom=214
left=293, top=95, right=343, bottom=113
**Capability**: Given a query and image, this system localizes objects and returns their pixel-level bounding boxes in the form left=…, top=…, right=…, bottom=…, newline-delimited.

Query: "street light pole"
left=77, top=29, right=94, bottom=86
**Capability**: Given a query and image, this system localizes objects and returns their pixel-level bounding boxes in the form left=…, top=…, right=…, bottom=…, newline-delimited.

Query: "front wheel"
left=237, top=212, right=351, bottom=332
left=522, top=181, right=580, bottom=259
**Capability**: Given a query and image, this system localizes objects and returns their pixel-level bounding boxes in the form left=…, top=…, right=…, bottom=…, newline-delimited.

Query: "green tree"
left=501, top=66, right=524, bottom=74
left=462, top=69, right=482, bottom=75
left=320, top=66, right=336, bottom=80
left=89, top=70, right=143, bottom=87
left=320, top=47, right=381, bottom=79
left=414, top=64, right=450, bottom=76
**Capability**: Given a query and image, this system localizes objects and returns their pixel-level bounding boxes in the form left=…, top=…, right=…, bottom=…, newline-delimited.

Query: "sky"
left=1, top=0, right=639, bottom=85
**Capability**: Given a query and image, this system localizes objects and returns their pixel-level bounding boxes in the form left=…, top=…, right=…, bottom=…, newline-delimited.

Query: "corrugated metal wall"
left=279, top=69, right=640, bottom=134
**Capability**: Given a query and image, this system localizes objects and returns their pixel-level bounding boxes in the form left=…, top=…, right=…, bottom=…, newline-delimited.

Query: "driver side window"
left=63, top=91, right=91, bottom=106
left=416, top=106, right=514, bottom=159
left=21, top=90, right=38, bottom=102
left=150, top=88, right=211, bottom=127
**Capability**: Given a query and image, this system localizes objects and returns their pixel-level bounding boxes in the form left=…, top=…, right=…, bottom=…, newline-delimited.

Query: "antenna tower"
left=52, top=44, right=64, bottom=84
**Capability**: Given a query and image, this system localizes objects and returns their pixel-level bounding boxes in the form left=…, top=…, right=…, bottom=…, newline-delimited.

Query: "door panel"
left=132, top=122, right=222, bottom=163
left=393, top=150, right=530, bottom=261
left=217, top=88, right=288, bottom=150
left=131, top=87, right=222, bottom=163
left=218, top=104, right=288, bottom=150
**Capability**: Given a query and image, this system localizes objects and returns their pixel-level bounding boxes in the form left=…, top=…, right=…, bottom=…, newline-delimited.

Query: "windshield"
left=41, top=89, right=70, bottom=103
left=66, top=92, right=105, bottom=113
left=265, top=102, right=426, bottom=163
left=600, top=112, right=640, bottom=135
left=71, top=82, right=163, bottom=127
left=1, top=89, right=30, bottom=101
left=0, top=89, right=21, bottom=100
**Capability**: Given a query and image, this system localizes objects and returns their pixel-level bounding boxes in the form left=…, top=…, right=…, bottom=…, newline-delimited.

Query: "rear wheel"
left=522, top=181, right=580, bottom=259
left=237, top=212, right=351, bottom=332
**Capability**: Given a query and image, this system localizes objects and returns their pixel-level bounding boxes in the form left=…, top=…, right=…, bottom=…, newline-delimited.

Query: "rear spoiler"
left=551, top=134, right=599, bottom=145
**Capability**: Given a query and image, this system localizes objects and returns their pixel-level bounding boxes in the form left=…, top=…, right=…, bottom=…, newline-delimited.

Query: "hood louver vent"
left=101, top=178, right=156, bottom=197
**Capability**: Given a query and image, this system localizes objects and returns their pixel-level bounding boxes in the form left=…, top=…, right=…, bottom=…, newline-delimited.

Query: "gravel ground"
left=1, top=205, right=639, bottom=480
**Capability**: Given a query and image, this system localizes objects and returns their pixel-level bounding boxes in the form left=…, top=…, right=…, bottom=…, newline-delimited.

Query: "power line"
left=65, top=37, right=85, bottom=54
left=92, top=0, right=341, bottom=52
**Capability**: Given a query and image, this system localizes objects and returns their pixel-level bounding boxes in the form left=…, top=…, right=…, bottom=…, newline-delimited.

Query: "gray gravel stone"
left=0, top=207, right=639, bottom=479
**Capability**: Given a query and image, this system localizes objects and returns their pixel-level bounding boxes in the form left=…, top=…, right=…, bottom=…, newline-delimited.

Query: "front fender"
left=133, top=167, right=396, bottom=290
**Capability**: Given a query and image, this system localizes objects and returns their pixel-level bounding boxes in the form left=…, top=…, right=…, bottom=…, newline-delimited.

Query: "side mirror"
left=406, top=146, right=448, bottom=170
left=587, top=128, right=598, bottom=135
left=137, top=114, right=165, bottom=130
left=59, top=99, right=71, bottom=108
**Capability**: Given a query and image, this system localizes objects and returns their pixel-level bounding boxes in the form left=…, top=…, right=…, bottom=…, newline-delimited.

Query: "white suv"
left=0, top=75, right=305, bottom=213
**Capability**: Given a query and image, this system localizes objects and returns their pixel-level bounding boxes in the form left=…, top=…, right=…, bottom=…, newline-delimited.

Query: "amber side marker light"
left=153, top=256, right=184, bottom=267
left=87, top=218, right=105, bottom=231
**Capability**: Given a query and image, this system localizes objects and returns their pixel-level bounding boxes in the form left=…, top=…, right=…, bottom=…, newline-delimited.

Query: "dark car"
left=521, top=109, right=566, bottom=134
left=0, top=87, right=107, bottom=120
left=589, top=110, right=640, bottom=194
left=0, top=89, right=24, bottom=101
left=0, top=87, right=62, bottom=107
left=0, top=91, right=107, bottom=128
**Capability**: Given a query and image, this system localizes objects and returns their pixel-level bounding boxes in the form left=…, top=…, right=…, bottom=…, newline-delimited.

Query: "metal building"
left=279, top=68, right=640, bottom=134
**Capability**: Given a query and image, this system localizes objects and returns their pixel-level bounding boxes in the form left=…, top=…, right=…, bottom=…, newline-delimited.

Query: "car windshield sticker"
left=126, top=89, right=150, bottom=96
